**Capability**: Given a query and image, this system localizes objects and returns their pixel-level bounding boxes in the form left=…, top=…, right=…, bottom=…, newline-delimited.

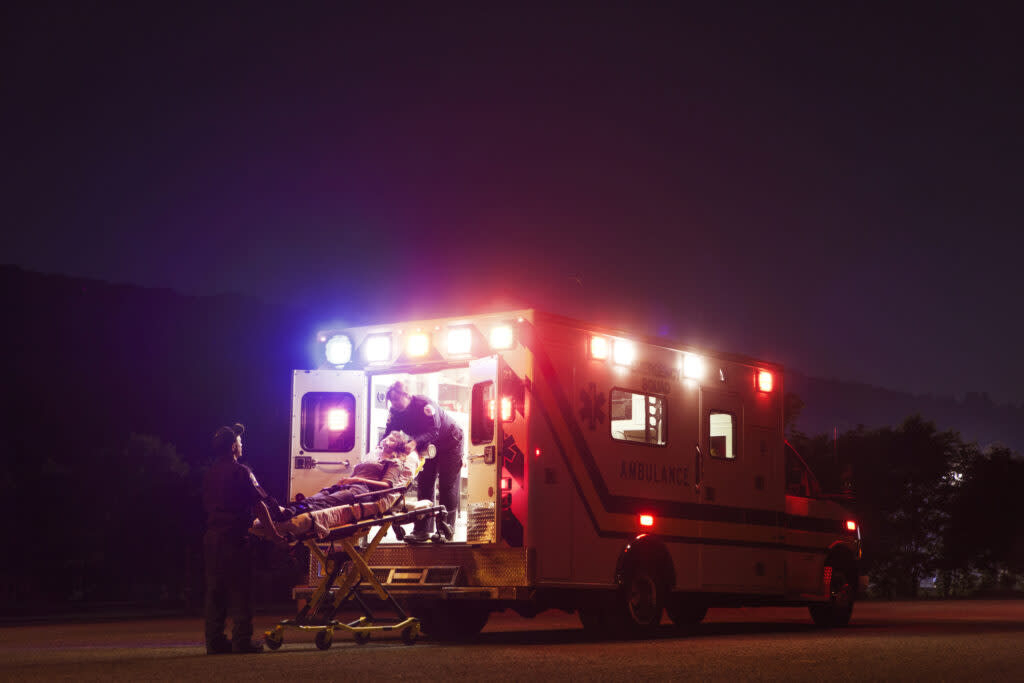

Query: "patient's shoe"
left=206, top=635, right=232, bottom=655
left=403, top=531, right=430, bottom=545
left=232, top=640, right=264, bottom=654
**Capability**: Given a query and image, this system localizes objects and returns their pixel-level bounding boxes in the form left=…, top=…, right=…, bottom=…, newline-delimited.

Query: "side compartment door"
left=289, top=369, right=367, bottom=502
left=466, top=356, right=500, bottom=544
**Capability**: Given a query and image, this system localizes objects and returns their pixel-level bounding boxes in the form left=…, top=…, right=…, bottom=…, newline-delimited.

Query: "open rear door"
left=465, top=356, right=499, bottom=544
left=289, top=369, right=367, bottom=501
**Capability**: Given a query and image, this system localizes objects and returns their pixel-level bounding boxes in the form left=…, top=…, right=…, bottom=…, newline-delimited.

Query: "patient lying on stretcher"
left=252, top=431, right=419, bottom=539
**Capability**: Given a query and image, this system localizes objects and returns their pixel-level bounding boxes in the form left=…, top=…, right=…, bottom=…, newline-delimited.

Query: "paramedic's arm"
left=412, top=404, right=442, bottom=452
left=254, top=500, right=286, bottom=544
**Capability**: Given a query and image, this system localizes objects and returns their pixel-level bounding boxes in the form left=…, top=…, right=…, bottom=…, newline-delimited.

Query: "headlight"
left=324, top=334, right=353, bottom=365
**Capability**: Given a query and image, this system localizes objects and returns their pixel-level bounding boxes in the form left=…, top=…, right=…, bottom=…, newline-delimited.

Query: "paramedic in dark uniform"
left=202, top=423, right=283, bottom=654
left=382, top=380, right=464, bottom=543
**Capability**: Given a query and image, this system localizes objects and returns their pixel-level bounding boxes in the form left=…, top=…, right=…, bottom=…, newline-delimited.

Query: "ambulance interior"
left=367, top=368, right=472, bottom=544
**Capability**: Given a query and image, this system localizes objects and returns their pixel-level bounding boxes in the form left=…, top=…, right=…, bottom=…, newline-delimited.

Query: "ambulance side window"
left=709, top=411, right=736, bottom=459
left=301, top=392, right=356, bottom=452
left=471, top=380, right=495, bottom=444
left=610, top=388, right=667, bottom=446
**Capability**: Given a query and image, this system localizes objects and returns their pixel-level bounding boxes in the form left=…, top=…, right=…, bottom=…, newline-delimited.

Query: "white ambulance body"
left=289, top=309, right=864, bottom=636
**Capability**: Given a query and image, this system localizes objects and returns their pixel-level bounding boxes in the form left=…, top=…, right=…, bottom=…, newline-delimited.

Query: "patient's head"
left=380, top=431, right=415, bottom=459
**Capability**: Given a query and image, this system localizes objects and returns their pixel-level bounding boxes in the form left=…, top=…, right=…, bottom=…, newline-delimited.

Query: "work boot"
left=206, top=635, right=232, bottom=655
left=232, top=640, right=264, bottom=654
left=403, top=531, right=430, bottom=545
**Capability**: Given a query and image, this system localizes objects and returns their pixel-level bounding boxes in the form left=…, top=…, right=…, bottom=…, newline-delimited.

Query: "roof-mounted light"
left=324, top=334, right=353, bottom=365
left=757, top=370, right=774, bottom=393
left=489, top=325, right=515, bottom=350
left=613, top=339, right=635, bottom=366
left=447, top=327, right=473, bottom=355
left=590, top=335, right=608, bottom=360
left=406, top=331, right=430, bottom=358
left=683, top=353, right=705, bottom=380
left=364, top=334, right=392, bottom=363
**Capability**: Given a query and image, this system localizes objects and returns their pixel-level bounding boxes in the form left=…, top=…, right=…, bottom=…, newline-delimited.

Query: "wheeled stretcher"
left=261, top=485, right=452, bottom=650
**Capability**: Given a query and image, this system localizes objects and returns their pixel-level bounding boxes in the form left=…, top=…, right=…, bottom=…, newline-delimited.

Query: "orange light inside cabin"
left=757, top=370, right=774, bottom=392
left=639, top=514, right=655, bottom=527
left=326, top=408, right=349, bottom=431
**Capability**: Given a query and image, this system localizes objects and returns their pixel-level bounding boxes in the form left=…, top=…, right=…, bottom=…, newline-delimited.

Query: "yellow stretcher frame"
left=263, top=499, right=450, bottom=650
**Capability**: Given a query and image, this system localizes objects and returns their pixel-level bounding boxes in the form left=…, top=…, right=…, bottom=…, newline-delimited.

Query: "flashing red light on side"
left=846, top=520, right=857, bottom=532
left=500, top=477, right=512, bottom=491
left=639, top=514, right=654, bottom=528
left=500, top=397, right=514, bottom=422
left=534, top=447, right=541, bottom=457
left=326, top=408, right=349, bottom=431
left=757, top=370, right=774, bottom=393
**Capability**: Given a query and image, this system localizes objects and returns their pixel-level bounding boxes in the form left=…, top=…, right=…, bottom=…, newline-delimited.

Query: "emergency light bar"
left=590, top=336, right=609, bottom=360
left=757, top=370, right=774, bottom=393
left=489, top=325, right=515, bottom=350
left=447, top=327, right=473, bottom=355
left=613, top=339, right=635, bottom=366
left=364, top=334, right=392, bottom=363
left=406, top=331, right=430, bottom=358
left=324, top=334, right=353, bottom=366
left=683, top=353, right=705, bottom=380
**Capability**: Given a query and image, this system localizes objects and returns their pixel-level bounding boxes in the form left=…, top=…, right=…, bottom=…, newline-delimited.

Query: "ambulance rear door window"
left=709, top=411, right=736, bottom=459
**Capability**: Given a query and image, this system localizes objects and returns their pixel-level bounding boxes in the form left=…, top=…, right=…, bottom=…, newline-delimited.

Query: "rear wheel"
left=314, top=630, right=333, bottom=650
left=809, top=565, right=855, bottom=628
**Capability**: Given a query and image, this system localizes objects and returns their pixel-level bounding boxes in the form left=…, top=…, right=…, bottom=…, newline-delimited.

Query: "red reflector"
left=639, top=514, right=654, bottom=527
left=757, top=370, right=774, bottom=392
left=846, top=520, right=857, bottom=532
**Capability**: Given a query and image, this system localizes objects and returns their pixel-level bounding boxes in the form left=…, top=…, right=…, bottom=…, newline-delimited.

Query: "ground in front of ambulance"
left=1, top=600, right=1023, bottom=681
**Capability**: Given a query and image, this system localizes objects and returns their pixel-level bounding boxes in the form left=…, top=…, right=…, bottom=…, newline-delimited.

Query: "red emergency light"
left=846, top=520, right=857, bottom=532
left=487, top=397, right=515, bottom=422
left=757, top=370, right=774, bottom=393
left=639, top=514, right=655, bottom=528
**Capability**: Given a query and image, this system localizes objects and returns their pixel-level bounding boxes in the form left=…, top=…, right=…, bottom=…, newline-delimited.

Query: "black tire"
left=417, top=603, right=490, bottom=641
left=666, top=597, right=707, bottom=627
left=352, top=631, right=371, bottom=645
left=264, top=633, right=283, bottom=650
left=314, top=630, right=333, bottom=650
left=620, top=564, right=666, bottom=634
left=809, top=565, right=855, bottom=628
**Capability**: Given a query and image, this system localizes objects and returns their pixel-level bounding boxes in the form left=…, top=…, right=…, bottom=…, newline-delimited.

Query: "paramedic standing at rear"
left=202, top=423, right=282, bottom=654
left=383, top=380, right=464, bottom=543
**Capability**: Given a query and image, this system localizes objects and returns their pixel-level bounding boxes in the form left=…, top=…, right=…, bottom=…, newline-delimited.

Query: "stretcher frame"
left=263, top=485, right=451, bottom=650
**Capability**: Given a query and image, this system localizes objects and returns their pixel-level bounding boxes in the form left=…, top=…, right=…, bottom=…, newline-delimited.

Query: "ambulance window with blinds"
left=471, top=380, right=495, bottom=444
left=301, top=392, right=356, bottom=452
left=610, top=388, right=667, bottom=446
left=709, top=411, right=737, bottom=459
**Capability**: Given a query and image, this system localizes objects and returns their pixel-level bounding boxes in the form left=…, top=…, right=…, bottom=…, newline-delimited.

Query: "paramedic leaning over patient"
left=383, top=380, right=464, bottom=544
left=202, top=423, right=282, bottom=655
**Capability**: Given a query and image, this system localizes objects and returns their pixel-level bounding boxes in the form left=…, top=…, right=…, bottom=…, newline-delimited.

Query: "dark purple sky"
left=3, top=2, right=1022, bottom=404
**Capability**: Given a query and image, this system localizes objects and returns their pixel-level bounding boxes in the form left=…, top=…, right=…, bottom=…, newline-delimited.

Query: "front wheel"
left=809, top=566, right=855, bottom=627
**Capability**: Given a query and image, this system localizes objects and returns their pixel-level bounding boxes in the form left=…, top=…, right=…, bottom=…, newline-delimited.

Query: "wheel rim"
left=627, top=573, right=659, bottom=625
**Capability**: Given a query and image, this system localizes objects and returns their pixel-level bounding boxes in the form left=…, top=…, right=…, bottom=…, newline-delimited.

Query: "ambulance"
left=288, top=309, right=865, bottom=638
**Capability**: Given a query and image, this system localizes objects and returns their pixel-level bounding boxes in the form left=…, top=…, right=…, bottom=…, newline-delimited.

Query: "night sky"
left=3, top=2, right=1022, bottom=404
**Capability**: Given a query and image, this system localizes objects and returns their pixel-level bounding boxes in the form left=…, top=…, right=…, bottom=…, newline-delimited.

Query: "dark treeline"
left=787, top=399, right=1024, bottom=598
left=1, top=265, right=1019, bottom=608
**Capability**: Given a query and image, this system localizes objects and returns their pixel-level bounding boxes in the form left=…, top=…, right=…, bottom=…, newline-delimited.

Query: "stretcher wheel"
left=315, top=630, right=333, bottom=650
left=264, top=633, right=283, bottom=650
left=353, top=631, right=371, bottom=645
left=401, top=625, right=418, bottom=645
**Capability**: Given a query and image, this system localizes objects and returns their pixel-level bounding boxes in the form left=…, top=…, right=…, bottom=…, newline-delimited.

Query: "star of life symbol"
left=579, top=382, right=605, bottom=431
